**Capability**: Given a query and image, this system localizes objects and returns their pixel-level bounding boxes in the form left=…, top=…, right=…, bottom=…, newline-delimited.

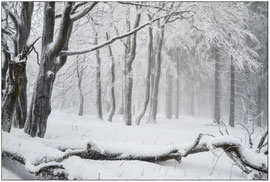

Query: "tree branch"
left=60, top=11, right=182, bottom=57
left=70, top=2, right=98, bottom=22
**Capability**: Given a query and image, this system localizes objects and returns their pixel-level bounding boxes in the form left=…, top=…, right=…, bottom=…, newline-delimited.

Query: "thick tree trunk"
left=229, top=56, right=235, bottom=127
left=165, top=68, right=173, bottom=119
left=1, top=43, right=10, bottom=96
left=94, top=33, right=103, bottom=120
left=214, top=47, right=221, bottom=124
left=149, top=23, right=165, bottom=122
left=135, top=15, right=153, bottom=125
left=24, top=2, right=73, bottom=137
left=106, top=33, right=116, bottom=122
left=13, top=2, right=34, bottom=129
left=13, top=76, right=27, bottom=128
left=2, top=61, right=26, bottom=132
left=123, top=13, right=141, bottom=126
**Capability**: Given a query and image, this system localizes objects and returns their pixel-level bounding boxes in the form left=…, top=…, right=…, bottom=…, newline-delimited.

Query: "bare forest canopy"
left=1, top=1, right=268, bottom=180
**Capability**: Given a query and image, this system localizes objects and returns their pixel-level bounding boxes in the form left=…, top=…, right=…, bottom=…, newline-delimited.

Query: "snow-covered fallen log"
left=2, top=132, right=267, bottom=179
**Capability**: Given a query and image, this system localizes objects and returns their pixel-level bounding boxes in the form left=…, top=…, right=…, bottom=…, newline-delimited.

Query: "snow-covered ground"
left=2, top=110, right=266, bottom=179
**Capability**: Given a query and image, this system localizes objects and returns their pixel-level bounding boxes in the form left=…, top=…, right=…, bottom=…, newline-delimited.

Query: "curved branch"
left=60, top=11, right=181, bottom=57
left=70, top=2, right=98, bottom=22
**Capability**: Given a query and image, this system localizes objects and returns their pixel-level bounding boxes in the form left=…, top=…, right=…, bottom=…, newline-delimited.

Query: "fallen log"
left=2, top=132, right=267, bottom=179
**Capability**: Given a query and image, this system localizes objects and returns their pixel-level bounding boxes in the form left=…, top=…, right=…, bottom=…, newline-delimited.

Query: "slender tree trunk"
left=257, top=84, right=262, bottom=127
left=106, top=33, right=116, bottom=122
left=94, top=33, right=103, bottom=120
left=24, top=2, right=73, bottom=137
left=175, top=66, right=180, bottom=119
left=165, top=68, right=173, bottom=119
left=229, top=56, right=235, bottom=127
left=76, top=57, right=84, bottom=116
left=136, top=14, right=153, bottom=125
left=149, top=22, right=165, bottom=122
left=124, top=13, right=141, bottom=125
left=214, top=47, right=221, bottom=124
left=190, top=83, right=195, bottom=116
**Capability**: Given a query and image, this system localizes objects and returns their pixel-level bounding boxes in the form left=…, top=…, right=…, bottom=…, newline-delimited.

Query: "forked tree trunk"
left=94, top=33, right=103, bottom=120
left=214, top=47, right=221, bottom=124
left=123, top=13, right=141, bottom=125
left=24, top=2, right=73, bottom=137
left=149, top=22, right=165, bottom=122
left=229, top=56, right=235, bottom=127
left=136, top=14, right=153, bottom=125
left=106, top=33, right=116, bottom=122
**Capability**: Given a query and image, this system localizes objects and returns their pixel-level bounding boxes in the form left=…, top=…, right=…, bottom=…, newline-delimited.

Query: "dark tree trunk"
left=149, top=22, right=165, bottom=122
left=124, top=13, right=141, bottom=125
left=94, top=33, right=103, bottom=120
left=229, top=56, right=235, bottom=127
left=106, top=33, right=116, bottom=122
left=214, top=47, right=221, bottom=124
left=24, top=2, right=73, bottom=137
left=2, top=60, right=26, bottom=132
left=136, top=14, right=153, bottom=125
left=165, top=68, right=173, bottom=119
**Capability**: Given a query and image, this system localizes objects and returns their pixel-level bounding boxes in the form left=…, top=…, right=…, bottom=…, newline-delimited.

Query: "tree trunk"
left=106, top=33, right=116, bottom=122
left=214, top=47, right=221, bottom=124
left=149, top=22, right=165, bottom=122
left=24, top=2, right=73, bottom=137
left=1, top=42, right=10, bottom=96
left=94, top=33, right=103, bottom=120
left=190, top=83, right=195, bottom=116
left=175, top=66, right=180, bottom=119
left=123, top=13, right=141, bottom=126
left=135, top=14, right=153, bottom=125
left=229, top=56, right=235, bottom=127
left=2, top=60, right=26, bottom=132
left=76, top=57, right=84, bottom=116
left=13, top=2, right=34, bottom=129
left=165, top=68, right=173, bottom=119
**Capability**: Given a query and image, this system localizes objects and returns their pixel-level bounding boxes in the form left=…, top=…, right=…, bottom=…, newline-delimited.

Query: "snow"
left=2, top=110, right=267, bottom=179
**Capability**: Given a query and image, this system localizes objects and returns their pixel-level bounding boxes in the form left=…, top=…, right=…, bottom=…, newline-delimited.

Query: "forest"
left=1, top=1, right=268, bottom=180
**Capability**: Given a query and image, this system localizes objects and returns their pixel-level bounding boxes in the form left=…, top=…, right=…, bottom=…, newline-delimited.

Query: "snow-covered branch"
left=70, top=2, right=98, bottom=22
left=59, top=12, right=182, bottom=57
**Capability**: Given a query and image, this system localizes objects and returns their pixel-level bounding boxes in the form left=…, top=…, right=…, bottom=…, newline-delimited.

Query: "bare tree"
left=229, top=56, right=236, bottom=127
left=123, top=10, right=141, bottom=125
left=2, top=2, right=34, bottom=129
left=135, top=14, right=153, bottom=125
left=94, top=32, right=103, bottom=120
left=24, top=2, right=97, bottom=137
left=106, top=33, right=116, bottom=122
left=148, top=20, right=165, bottom=122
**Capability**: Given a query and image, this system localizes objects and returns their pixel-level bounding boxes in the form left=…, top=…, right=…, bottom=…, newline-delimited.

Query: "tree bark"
left=106, top=33, right=116, bottom=122
left=229, top=56, right=235, bottom=127
left=94, top=33, right=103, bottom=120
left=135, top=14, right=153, bottom=125
left=149, top=22, right=165, bottom=122
left=214, top=47, right=221, bottom=124
left=24, top=2, right=73, bottom=137
left=123, top=12, right=141, bottom=125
